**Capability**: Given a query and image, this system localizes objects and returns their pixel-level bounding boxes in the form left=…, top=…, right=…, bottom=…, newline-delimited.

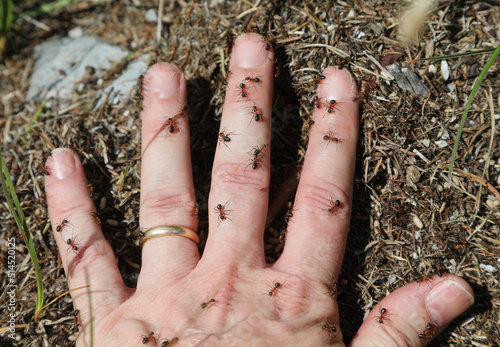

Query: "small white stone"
left=479, top=264, right=498, bottom=273
left=68, top=27, right=84, bottom=39
left=412, top=252, right=418, bottom=260
left=441, top=60, right=450, bottom=81
left=428, top=64, right=437, bottom=73
left=415, top=230, right=421, bottom=240
left=435, top=140, right=448, bottom=148
left=145, top=9, right=158, bottom=23
left=422, top=139, right=430, bottom=147
left=413, top=215, right=424, bottom=229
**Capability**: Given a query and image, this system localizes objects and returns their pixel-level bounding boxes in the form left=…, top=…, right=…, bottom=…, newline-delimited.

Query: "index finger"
left=275, top=67, right=359, bottom=284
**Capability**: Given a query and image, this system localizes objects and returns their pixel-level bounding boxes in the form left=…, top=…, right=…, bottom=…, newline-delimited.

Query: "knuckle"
left=212, top=162, right=269, bottom=190
left=298, top=182, right=351, bottom=220
left=141, top=189, right=196, bottom=223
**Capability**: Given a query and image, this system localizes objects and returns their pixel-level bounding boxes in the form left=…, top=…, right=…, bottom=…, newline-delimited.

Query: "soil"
left=1, top=1, right=499, bottom=346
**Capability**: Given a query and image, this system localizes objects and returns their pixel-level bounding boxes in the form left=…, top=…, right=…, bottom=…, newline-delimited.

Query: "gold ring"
left=140, top=225, right=199, bottom=248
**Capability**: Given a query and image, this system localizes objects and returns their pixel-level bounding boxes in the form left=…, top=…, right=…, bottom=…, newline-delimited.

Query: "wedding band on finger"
left=140, top=225, right=199, bottom=248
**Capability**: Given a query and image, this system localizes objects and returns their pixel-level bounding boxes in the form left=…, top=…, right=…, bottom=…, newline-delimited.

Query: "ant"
left=161, top=337, right=179, bottom=346
left=88, top=183, right=94, bottom=198
left=279, top=228, right=286, bottom=245
left=305, top=119, right=315, bottom=132
left=327, top=282, right=338, bottom=300
left=90, top=212, right=101, bottom=225
left=245, top=75, right=262, bottom=85
left=252, top=144, right=267, bottom=158
left=284, top=207, right=293, bottom=223
left=142, top=331, right=156, bottom=344
left=320, top=322, right=336, bottom=338
left=268, top=282, right=282, bottom=296
left=162, top=117, right=179, bottom=134
left=215, top=201, right=231, bottom=224
left=374, top=307, right=392, bottom=324
left=418, top=323, right=435, bottom=339
left=148, top=59, right=158, bottom=67
left=312, top=96, right=322, bottom=109
left=237, top=82, right=248, bottom=97
left=262, top=36, right=271, bottom=50
left=250, top=105, right=263, bottom=122
left=73, top=309, right=80, bottom=331
left=323, top=131, right=341, bottom=148
left=436, top=264, right=446, bottom=277
left=176, top=105, right=188, bottom=118
left=200, top=298, right=216, bottom=309
left=247, top=156, right=263, bottom=170
left=313, top=74, right=326, bottom=86
left=218, top=128, right=235, bottom=149
left=325, top=99, right=338, bottom=114
left=56, top=218, right=70, bottom=232
left=66, top=236, right=82, bottom=258
left=326, top=199, right=343, bottom=215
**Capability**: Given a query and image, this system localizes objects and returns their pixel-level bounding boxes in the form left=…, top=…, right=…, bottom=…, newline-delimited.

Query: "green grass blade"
left=0, top=152, right=45, bottom=313
left=409, top=48, right=496, bottom=62
left=0, top=0, right=13, bottom=52
left=448, top=44, right=500, bottom=182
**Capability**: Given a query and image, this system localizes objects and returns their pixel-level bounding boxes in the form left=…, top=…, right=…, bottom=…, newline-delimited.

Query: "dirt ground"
left=1, top=0, right=499, bottom=346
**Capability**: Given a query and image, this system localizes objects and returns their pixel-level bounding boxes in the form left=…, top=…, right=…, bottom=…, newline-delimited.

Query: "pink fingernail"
left=50, top=148, right=77, bottom=180
left=317, top=67, right=355, bottom=102
left=232, top=33, right=271, bottom=68
left=426, top=280, right=474, bottom=326
left=148, top=63, right=181, bottom=99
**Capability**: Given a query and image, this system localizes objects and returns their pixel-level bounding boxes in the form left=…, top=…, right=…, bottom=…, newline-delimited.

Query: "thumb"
left=349, top=274, right=474, bottom=346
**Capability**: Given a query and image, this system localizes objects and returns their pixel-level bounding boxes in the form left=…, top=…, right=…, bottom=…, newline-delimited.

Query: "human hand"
left=44, top=33, right=474, bottom=346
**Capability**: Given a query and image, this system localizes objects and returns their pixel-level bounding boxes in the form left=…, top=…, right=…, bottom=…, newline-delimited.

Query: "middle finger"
left=201, top=33, right=274, bottom=265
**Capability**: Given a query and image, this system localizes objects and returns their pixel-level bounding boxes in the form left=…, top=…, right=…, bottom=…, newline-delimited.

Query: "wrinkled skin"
left=45, top=33, right=474, bottom=347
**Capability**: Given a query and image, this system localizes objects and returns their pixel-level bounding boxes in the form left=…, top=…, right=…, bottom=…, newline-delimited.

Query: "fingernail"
left=232, top=33, right=271, bottom=68
left=148, top=63, right=181, bottom=99
left=317, top=67, right=355, bottom=101
left=50, top=148, right=77, bottom=180
left=426, top=280, right=474, bottom=326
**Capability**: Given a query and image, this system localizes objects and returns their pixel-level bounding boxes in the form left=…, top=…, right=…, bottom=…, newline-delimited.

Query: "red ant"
left=327, top=282, right=338, bottom=299
left=56, top=218, right=70, bottom=232
left=162, top=117, right=179, bottom=134
left=161, top=337, right=179, bottom=346
left=279, top=228, right=286, bottom=245
left=40, top=165, right=50, bottom=176
left=262, top=36, right=271, bottom=50
left=250, top=105, right=263, bottom=122
left=73, top=309, right=80, bottom=331
left=374, top=307, right=392, bottom=324
left=142, top=331, right=156, bottom=344
left=323, top=131, right=341, bottom=147
left=247, top=155, right=263, bottom=170
left=313, top=74, right=326, bottom=86
left=137, top=74, right=144, bottom=100
left=268, top=282, right=282, bottom=296
left=245, top=75, right=262, bottom=85
left=305, top=119, right=315, bottom=132
left=320, top=322, right=336, bottom=338
left=418, top=323, right=435, bottom=339
left=325, top=99, right=339, bottom=114
left=200, top=298, right=216, bottom=309
left=218, top=128, right=235, bottom=149
left=148, top=59, right=158, bottom=67
left=66, top=235, right=82, bottom=258
left=326, top=199, right=343, bottom=214
left=176, top=105, right=188, bottom=118
left=215, top=201, right=231, bottom=224
left=90, top=212, right=101, bottom=225
left=312, top=96, right=322, bottom=109
left=237, top=82, right=248, bottom=97
left=252, top=144, right=267, bottom=158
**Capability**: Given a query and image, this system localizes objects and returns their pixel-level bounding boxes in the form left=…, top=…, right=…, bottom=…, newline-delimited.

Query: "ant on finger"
left=176, top=105, right=188, bottom=118
left=374, top=307, right=392, bottom=324
left=90, top=212, right=101, bottom=225
left=245, top=75, right=262, bottom=86
left=66, top=235, right=82, bottom=258
left=162, top=117, right=180, bottom=134
left=323, top=131, right=342, bottom=148
left=215, top=201, right=231, bottom=224
left=326, top=199, right=343, bottom=215
left=319, top=322, right=337, bottom=338
left=247, top=155, right=263, bottom=170
left=252, top=144, right=267, bottom=158
left=262, top=36, right=272, bottom=50
left=250, top=105, right=263, bottom=123
left=218, top=128, right=235, bottom=149
left=237, top=83, right=248, bottom=98
left=418, top=323, right=435, bottom=339
left=56, top=218, right=70, bottom=232
left=161, top=337, right=179, bottom=346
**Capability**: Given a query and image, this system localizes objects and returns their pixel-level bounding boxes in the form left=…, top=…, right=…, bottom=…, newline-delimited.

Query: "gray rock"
left=386, top=63, right=430, bottom=96
left=27, top=35, right=128, bottom=101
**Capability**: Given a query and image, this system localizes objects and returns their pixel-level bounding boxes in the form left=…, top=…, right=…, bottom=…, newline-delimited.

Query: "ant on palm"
left=142, top=331, right=156, bottom=344
left=374, top=307, right=392, bottom=324
left=268, top=282, right=282, bottom=296
left=161, top=337, right=179, bottom=346
left=320, top=322, right=336, bottom=338
left=200, top=298, right=216, bottom=309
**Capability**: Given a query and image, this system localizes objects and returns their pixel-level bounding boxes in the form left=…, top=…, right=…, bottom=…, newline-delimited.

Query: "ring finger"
left=138, top=63, right=199, bottom=288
